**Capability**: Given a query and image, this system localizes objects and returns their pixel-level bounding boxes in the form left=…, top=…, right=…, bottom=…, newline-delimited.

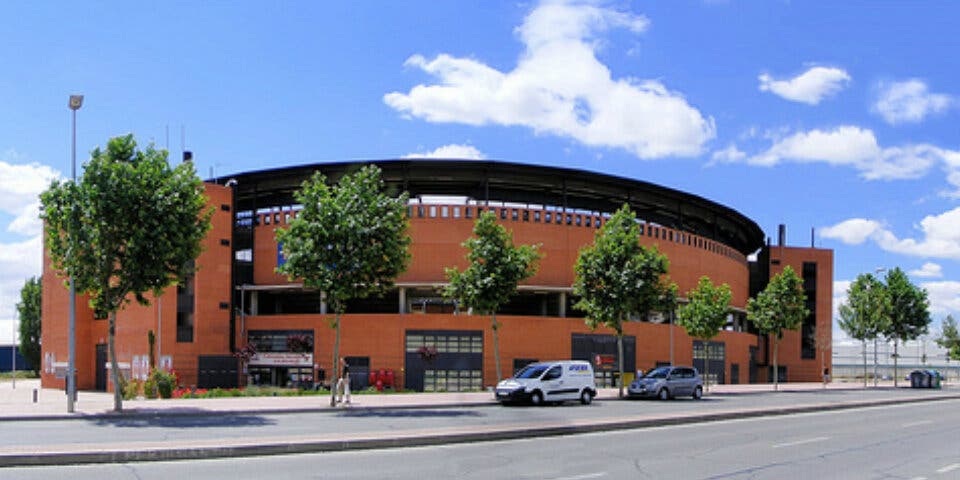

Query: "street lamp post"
left=67, top=94, right=83, bottom=413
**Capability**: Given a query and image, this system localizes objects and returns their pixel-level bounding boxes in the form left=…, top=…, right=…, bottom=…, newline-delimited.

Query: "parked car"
left=628, top=366, right=703, bottom=400
left=495, top=360, right=597, bottom=406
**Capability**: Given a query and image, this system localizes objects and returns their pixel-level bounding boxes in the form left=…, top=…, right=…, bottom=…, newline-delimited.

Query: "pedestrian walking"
left=337, top=357, right=351, bottom=404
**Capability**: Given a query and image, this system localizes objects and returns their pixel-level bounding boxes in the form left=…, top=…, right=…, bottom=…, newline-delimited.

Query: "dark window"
left=219, top=302, right=230, bottom=310
left=220, top=204, right=231, bottom=211
left=417, top=206, right=424, bottom=218
left=512, top=209, right=519, bottom=221
left=220, top=238, right=230, bottom=246
left=176, top=312, right=194, bottom=342
left=465, top=207, right=473, bottom=219
left=544, top=366, right=562, bottom=380
left=545, top=212, right=552, bottom=223
left=801, top=262, right=818, bottom=359
left=575, top=216, right=582, bottom=226
left=534, top=211, right=541, bottom=222
left=522, top=210, right=529, bottom=222
left=500, top=208, right=507, bottom=220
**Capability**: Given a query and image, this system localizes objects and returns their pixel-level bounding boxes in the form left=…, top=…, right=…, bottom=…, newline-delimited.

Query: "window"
left=500, top=208, right=507, bottom=220
left=176, top=312, right=193, bottom=342
left=534, top=211, right=541, bottom=222
left=263, top=214, right=271, bottom=225
left=453, top=207, right=460, bottom=218
left=575, top=216, right=582, bottom=226
left=522, top=210, right=529, bottom=222
left=545, top=212, right=552, bottom=223
left=511, top=209, right=518, bottom=221
left=543, top=366, right=562, bottom=380
left=429, top=206, right=437, bottom=218
left=417, top=206, right=425, bottom=218
left=565, top=214, right=572, bottom=225
left=465, top=207, right=472, bottom=219
left=441, top=206, right=449, bottom=218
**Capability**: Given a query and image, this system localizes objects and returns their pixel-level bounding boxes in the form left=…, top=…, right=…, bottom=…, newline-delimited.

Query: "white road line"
left=901, top=420, right=934, bottom=428
left=771, top=436, right=830, bottom=449
left=936, top=463, right=960, bottom=474
left=907, top=477, right=926, bottom=480
left=547, top=473, right=606, bottom=480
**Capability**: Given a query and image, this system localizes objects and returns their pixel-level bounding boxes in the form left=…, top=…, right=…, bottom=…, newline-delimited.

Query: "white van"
left=495, top=360, right=597, bottom=405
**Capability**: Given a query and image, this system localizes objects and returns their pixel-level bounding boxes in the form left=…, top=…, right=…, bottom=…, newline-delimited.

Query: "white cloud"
left=0, top=235, right=44, bottom=344
left=402, top=144, right=485, bottom=160
left=822, top=207, right=960, bottom=260
left=873, top=79, right=953, bottom=125
left=758, top=66, right=851, bottom=105
left=710, top=144, right=746, bottom=163
left=921, top=281, right=960, bottom=317
left=0, top=152, right=61, bottom=236
left=742, top=125, right=959, bottom=185
left=820, top=218, right=884, bottom=245
left=384, top=0, right=716, bottom=159
left=909, top=262, right=943, bottom=279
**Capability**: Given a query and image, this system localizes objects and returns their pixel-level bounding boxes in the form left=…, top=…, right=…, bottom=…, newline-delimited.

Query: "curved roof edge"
left=220, top=159, right=765, bottom=255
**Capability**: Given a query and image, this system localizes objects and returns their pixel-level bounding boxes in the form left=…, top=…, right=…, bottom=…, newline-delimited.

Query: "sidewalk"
left=0, top=378, right=944, bottom=419
left=0, top=379, right=957, bottom=467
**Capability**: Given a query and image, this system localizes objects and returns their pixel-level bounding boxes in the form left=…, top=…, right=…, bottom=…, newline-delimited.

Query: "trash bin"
left=909, top=370, right=925, bottom=388
left=929, top=371, right=942, bottom=389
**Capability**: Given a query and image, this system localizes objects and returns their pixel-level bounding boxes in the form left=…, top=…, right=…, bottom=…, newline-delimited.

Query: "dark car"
left=628, top=366, right=703, bottom=400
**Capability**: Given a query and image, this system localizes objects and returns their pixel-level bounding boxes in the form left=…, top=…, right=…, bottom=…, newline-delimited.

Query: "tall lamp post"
left=67, top=94, right=83, bottom=413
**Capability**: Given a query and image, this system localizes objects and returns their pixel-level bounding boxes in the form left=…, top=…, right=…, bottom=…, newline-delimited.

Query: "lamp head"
left=68, top=95, right=84, bottom=111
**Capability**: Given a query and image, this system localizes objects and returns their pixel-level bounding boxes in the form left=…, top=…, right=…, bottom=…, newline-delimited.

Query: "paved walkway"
left=0, top=378, right=922, bottom=419
left=0, top=379, right=956, bottom=467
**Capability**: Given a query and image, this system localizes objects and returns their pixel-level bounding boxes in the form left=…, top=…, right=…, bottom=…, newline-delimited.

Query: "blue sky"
left=1, top=1, right=958, bottom=352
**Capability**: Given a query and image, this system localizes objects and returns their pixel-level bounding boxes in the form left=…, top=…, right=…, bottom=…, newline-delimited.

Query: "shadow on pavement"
left=338, top=409, right=483, bottom=418
left=89, top=411, right=276, bottom=428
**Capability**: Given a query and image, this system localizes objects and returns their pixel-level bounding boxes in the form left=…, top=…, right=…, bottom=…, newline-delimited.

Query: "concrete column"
left=399, top=287, right=407, bottom=314
left=559, top=292, right=567, bottom=318
left=250, top=291, right=259, bottom=316
left=320, top=291, right=327, bottom=314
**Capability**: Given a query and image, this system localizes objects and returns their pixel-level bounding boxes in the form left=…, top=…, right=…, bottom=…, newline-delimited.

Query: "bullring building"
left=40, top=159, right=832, bottom=392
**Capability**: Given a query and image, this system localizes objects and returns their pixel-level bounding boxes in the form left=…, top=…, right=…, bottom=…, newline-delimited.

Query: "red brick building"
left=41, top=160, right=832, bottom=392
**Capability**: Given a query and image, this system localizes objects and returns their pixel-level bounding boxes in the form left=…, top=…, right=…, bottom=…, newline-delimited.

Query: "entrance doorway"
left=95, top=344, right=107, bottom=391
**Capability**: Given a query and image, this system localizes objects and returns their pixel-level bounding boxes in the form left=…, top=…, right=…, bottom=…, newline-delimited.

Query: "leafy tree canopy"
left=276, top=165, right=411, bottom=313
left=936, top=315, right=960, bottom=361
left=748, top=266, right=809, bottom=339
left=838, top=273, right=891, bottom=342
left=573, top=204, right=672, bottom=335
left=16, top=276, right=41, bottom=373
left=444, top=210, right=541, bottom=316
left=676, top=276, right=732, bottom=341
left=882, top=267, right=930, bottom=342
left=40, top=134, right=211, bottom=411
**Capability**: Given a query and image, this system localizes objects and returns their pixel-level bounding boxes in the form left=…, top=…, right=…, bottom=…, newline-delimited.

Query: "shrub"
left=150, top=369, right=178, bottom=399
left=122, top=379, right=142, bottom=400
left=143, top=377, right=159, bottom=399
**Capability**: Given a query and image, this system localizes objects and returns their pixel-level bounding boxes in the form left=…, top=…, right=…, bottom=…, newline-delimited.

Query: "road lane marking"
left=771, top=436, right=830, bottom=448
left=907, top=477, right=926, bottom=480
left=901, top=420, right=933, bottom=428
left=936, top=463, right=960, bottom=474
left=547, top=473, right=606, bottom=480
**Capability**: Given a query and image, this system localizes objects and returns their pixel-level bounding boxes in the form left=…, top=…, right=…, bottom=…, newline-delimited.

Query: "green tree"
left=676, top=276, right=732, bottom=394
left=40, top=134, right=211, bottom=411
left=276, top=165, right=410, bottom=406
left=882, top=268, right=931, bottom=387
left=747, top=266, right=809, bottom=391
left=935, top=315, right=960, bottom=362
left=573, top=205, right=672, bottom=398
left=444, top=211, right=541, bottom=383
left=15, top=276, right=42, bottom=375
left=838, top=273, right=890, bottom=387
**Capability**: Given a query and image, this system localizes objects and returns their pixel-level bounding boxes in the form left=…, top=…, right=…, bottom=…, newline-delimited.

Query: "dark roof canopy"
left=222, top=159, right=764, bottom=255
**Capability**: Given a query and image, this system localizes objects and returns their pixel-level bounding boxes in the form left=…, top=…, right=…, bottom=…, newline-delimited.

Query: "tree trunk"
left=893, top=339, right=899, bottom=388
left=773, top=336, right=779, bottom=392
left=108, top=311, right=123, bottom=412
left=862, top=340, right=868, bottom=388
left=330, top=313, right=340, bottom=408
left=492, top=313, right=502, bottom=383
left=617, top=332, right=625, bottom=399
left=703, top=340, right=710, bottom=393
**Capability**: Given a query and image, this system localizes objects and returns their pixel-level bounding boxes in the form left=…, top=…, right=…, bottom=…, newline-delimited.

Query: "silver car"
left=627, top=366, right=703, bottom=400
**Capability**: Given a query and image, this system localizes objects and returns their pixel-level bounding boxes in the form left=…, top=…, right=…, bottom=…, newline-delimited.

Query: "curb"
left=2, top=392, right=959, bottom=467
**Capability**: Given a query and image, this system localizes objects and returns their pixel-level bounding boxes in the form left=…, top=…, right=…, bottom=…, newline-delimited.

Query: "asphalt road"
left=5, top=397, right=959, bottom=479
left=0, top=388, right=953, bottom=451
